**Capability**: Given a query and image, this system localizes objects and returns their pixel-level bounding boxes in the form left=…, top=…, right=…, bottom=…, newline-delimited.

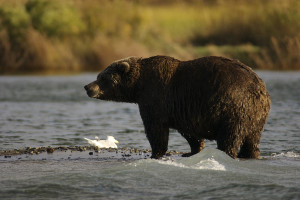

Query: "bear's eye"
left=111, top=74, right=120, bottom=86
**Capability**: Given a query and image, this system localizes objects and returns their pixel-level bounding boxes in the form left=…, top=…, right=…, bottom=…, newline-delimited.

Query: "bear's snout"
left=84, top=82, right=101, bottom=98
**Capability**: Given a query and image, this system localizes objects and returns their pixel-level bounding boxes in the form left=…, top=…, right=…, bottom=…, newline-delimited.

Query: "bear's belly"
left=169, top=121, right=217, bottom=140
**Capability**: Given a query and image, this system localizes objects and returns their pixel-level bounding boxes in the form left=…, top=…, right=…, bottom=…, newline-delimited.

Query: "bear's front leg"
left=139, top=105, right=169, bottom=159
left=143, top=122, right=169, bottom=159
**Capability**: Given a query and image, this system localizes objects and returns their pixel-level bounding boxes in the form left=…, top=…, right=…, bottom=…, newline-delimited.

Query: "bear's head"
left=84, top=57, right=140, bottom=103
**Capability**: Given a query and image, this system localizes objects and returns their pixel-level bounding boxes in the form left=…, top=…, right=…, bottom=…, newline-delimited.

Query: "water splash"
left=271, top=151, right=300, bottom=158
left=130, top=148, right=231, bottom=171
left=191, top=157, right=226, bottom=171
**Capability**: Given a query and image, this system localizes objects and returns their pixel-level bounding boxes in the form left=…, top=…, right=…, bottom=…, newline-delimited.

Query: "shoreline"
left=0, top=146, right=184, bottom=161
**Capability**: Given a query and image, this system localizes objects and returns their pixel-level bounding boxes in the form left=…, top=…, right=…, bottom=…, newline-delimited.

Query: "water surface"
left=0, top=71, right=299, bottom=199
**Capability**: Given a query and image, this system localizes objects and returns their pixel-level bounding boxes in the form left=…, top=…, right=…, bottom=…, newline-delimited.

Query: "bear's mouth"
left=84, top=84, right=103, bottom=99
left=85, top=90, right=99, bottom=98
left=85, top=89, right=104, bottom=99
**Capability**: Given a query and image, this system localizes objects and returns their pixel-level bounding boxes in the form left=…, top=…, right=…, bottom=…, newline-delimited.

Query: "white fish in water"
left=84, top=136, right=119, bottom=148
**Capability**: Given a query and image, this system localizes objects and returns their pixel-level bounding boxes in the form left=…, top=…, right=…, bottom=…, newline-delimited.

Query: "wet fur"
left=85, top=56, right=271, bottom=159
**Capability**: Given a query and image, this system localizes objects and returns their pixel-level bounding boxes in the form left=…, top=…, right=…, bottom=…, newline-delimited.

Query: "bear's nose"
left=84, top=85, right=88, bottom=91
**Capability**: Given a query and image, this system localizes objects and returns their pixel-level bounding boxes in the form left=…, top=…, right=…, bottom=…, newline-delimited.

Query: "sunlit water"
left=0, top=71, right=299, bottom=199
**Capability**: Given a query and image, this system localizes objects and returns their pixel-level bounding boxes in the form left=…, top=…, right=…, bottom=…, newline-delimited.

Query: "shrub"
left=0, top=5, right=30, bottom=45
left=26, top=0, right=86, bottom=37
left=1, top=0, right=300, bottom=73
left=190, top=0, right=300, bottom=48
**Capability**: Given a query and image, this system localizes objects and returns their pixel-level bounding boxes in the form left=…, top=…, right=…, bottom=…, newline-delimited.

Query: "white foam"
left=128, top=149, right=230, bottom=171
left=271, top=151, right=300, bottom=158
left=156, top=157, right=226, bottom=171
left=157, top=159, right=189, bottom=169
left=192, top=158, right=226, bottom=171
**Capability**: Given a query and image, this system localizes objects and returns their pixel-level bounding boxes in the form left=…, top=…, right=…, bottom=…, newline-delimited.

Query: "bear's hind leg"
left=217, top=139, right=240, bottom=159
left=238, top=136, right=261, bottom=159
left=216, top=129, right=244, bottom=159
left=182, top=135, right=205, bottom=157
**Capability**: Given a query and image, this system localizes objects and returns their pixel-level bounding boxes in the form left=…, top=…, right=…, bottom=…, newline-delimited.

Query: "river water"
left=0, top=71, right=299, bottom=199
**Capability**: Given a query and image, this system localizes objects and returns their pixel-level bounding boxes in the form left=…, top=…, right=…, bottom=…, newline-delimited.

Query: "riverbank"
left=0, top=146, right=183, bottom=161
left=1, top=0, right=300, bottom=74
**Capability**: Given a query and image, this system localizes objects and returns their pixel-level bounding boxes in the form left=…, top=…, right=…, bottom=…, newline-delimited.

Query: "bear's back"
left=178, top=56, right=258, bottom=83
left=166, top=56, right=269, bottom=127
left=170, top=56, right=266, bottom=96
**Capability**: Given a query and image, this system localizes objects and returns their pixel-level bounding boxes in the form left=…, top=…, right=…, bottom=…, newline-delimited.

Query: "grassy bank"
left=1, top=0, right=300, bottom=74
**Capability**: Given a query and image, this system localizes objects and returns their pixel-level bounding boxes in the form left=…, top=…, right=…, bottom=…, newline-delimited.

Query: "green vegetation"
left=0, top=0, right=300, bottom=74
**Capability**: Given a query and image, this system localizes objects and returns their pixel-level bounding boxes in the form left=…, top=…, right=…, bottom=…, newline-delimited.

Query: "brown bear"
left=84, top=56, right=271, bottom=159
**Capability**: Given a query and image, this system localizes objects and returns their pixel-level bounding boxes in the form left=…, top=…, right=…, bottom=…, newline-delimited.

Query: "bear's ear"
left=118, top=62, right=130, bottom=73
